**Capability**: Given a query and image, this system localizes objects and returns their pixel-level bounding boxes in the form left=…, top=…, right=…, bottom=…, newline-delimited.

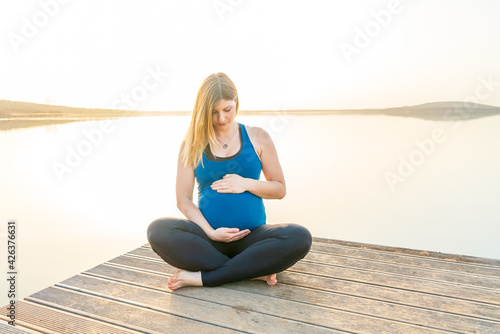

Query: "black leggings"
left=146, top=217, right=312, bottom=287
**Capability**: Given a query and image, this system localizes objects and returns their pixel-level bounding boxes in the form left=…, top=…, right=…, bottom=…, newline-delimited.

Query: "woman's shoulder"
left=241, top=123, right=273, bottom=154
left=242, top=124, right=270, bottom=140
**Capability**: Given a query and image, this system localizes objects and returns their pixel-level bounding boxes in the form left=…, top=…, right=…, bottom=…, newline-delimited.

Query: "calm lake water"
left=1, top=113, right=499, bottom=305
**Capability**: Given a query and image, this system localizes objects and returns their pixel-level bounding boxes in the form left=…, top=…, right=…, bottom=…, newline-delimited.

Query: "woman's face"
left=212, top=99, right=237, bottom=130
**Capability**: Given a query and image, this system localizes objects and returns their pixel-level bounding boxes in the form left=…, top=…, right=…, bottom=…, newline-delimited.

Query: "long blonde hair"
left=181, top=72, right=239, bottom=168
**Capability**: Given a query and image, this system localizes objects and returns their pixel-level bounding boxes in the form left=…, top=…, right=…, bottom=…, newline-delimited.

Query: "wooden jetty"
left=2, top=238, right=500, bottom=333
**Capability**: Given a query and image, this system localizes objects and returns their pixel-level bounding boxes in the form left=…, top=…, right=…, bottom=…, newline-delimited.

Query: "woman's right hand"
left=208, top=228, right=250, bottom=243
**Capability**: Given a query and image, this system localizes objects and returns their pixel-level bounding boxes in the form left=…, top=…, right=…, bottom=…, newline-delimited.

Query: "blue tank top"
left=194, top=123, right=266, bottom=231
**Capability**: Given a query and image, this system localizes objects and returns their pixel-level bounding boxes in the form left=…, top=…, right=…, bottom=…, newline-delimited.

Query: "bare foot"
left=167, top=270, right=203, bottom=291
left=253, top=274, right=278, bottom=286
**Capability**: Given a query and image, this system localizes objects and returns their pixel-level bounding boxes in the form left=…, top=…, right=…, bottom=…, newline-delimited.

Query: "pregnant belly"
left=198, top=188, right=266, bottom=230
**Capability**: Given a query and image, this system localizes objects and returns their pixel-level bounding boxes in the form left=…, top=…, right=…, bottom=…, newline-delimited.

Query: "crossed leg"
left=147, top=217, right=312, bottom=290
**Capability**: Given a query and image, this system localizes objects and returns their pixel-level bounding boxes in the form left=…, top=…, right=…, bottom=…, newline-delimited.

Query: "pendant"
left=223, top=144, right=228, bottom=149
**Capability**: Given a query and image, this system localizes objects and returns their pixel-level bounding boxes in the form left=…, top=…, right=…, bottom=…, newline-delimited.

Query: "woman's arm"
left=211, top=127, right=286, bottom=199
left=176, top=143, right=250, bottom=242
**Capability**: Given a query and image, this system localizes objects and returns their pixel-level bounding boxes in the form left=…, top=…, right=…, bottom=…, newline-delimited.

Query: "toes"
left=167, top=271, right=180, bottom=285
left=168, top=277, right=181, bottom=290
left=267, top=274, right=278, bottom=286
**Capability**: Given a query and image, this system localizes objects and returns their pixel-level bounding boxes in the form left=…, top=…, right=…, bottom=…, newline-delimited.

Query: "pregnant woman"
left=147, top=72, right=312, bottom=290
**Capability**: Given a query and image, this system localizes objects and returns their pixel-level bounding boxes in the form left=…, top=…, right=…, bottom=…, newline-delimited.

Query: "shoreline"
left=2, top=110, right=500, bottom=132
left=2, top=99, right=500, bottom=132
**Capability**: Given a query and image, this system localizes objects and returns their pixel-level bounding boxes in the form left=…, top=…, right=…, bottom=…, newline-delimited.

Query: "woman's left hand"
left=211, top=174, right=248, bottom=194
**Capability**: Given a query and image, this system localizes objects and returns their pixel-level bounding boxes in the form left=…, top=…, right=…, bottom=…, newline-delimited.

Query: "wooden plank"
left=57, top=274, right=340, bottom=334
left=85, top=262, right=500, bottom=333
left=1, top=300, right=140, bottom=334
left=308, top=243, right=500, bottom=277
left=225, top=281, right=500, bottom=333
left=108, top=254, right=500, bottom=319
left=301, top=251, right=500, bottom=289
left=280, top=270, right=500, bottom=321
left=290, top=261, right=500, bottom=304
left=26, top=287, right=237, bottom=334
left=136, top=246, right=500, bottom=289
left=0, top=321, right=44, bottom=334
left=312, top=238, right=500, bottom=266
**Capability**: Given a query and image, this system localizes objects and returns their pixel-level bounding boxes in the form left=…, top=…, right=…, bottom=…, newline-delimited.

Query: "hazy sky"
left=1, top=0, right=499, bottom=111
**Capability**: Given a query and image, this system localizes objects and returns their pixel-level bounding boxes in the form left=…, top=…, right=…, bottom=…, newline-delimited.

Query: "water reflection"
left=1, top=114, right=499, bottom=305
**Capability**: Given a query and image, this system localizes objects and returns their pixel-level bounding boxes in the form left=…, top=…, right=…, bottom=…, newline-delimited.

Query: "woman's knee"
left=285, top=224, right=312, bottom=256
left=146, top=217, right=183, bottom=246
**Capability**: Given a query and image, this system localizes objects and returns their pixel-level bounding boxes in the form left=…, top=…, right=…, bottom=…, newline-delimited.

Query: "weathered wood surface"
left=0, top=321, right=45, bottom=334
left=1, top=301, right=142, bottom=334
left=1, top=238, right=499, bottom=333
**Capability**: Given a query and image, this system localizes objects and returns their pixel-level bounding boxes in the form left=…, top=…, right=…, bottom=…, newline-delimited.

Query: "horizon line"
left=1, top=99, right=500, bottom=113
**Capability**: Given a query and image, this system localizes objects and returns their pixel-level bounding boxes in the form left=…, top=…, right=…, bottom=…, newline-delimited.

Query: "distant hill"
left=243, top=101, right=500, bottom=121
left=1, top=99, right=500, bottom=122
left=380, top=101, right=500, bottom=120
left=0, top=100, right=189, bottom=118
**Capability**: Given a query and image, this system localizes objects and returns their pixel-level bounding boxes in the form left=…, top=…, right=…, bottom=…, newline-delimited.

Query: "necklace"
left=217, top=124, right=238, bottom=149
